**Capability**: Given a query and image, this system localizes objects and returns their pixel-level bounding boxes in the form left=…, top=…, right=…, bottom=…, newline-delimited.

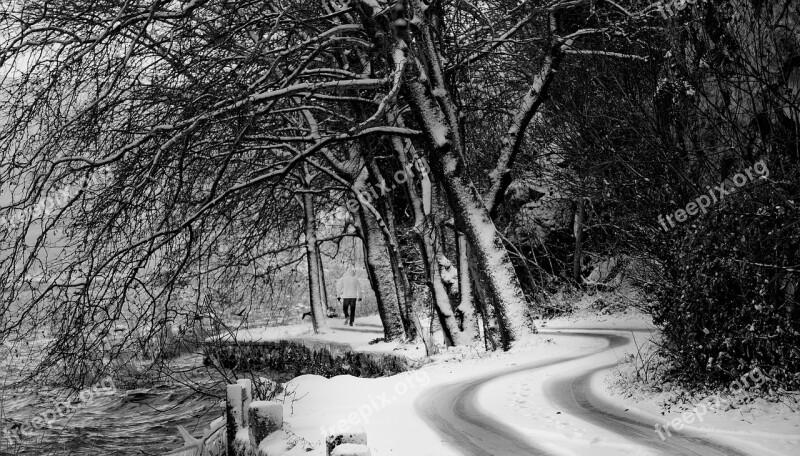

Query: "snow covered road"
left=415, top=353, right=572, bottom=455
left=416, top=330, right=759, bottom=456
left=285, top=319, right=797, bottom=455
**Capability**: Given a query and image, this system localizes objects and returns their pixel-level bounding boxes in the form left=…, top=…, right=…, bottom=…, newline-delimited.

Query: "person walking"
left=336, top=268, right=362, bottom=326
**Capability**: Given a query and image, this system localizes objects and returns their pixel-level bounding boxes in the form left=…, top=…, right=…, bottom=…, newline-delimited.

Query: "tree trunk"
left=359, top=208, right=407, bottom=341
left=389, top=255, right=416, bottom=338
left=467, top=246, right=500, bottom=350
left=316, top=244, right=329, bottom=312
left=483, top=47, right=564, bottom=218
left=368, top=181, right=432, bottom=351
left=404, top=79, right=534, bottom=349
left=457, top=232, right=480, bottom=341
left=354, top=171, right=407, bottom=342
left=444, top=161, right=532, bottom=348
left=302, top=192, right=327, bottom=334
left=426, top=248, right=460, bottom=346
left=393, top=260, right=435, bottom=354
left=388, top=116, right=471, bottom=346
left=365, top=159, right=418, bottom=340
left=573, top=197, right=585, bottom=283
left=380, top=119, right=437, bottom=354
left=392, top=17, right=534, bottom=348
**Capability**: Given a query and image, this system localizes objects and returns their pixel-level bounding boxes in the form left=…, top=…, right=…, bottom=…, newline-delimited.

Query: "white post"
left=236, top=379, right=253, bottom=427
left=226, top=384, right=244, bottom=456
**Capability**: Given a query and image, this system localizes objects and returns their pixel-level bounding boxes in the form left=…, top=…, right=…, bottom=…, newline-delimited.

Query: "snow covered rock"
left=330, top=443, right=371, bottom=456
left=249, top=401, right=283, bottom=446
left=257, top=430, right=289, bottom=456
left=506, top=153, right=577, bottom=243
left=586, top=256, right=622, bottom=286
left=505, top=179, right=546, bottom=209
left=256, top=377, right=280, bottom=399
left=325, top=427, right=367, bottom=456
left=585, top=255, right=662, bottom=290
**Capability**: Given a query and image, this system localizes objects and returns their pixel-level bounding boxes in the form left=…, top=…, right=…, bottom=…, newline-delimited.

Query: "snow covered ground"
left=222, top=315, right=428, bottom=360
left=222, top=322, right=315, bottom=342
left=250, top=307, right=799, bottom=455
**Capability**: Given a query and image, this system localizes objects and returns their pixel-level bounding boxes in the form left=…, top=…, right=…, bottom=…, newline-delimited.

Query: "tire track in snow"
left=416, top=330, right=749, bottom=456
left=543, top=332, right=748, bottom=456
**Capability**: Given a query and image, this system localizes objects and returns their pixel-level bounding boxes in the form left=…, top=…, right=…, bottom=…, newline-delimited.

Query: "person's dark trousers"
left=342, top=298, right=356, bottom=325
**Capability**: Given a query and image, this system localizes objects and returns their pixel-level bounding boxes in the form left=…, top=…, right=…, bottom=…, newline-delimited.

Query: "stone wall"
left=205, top=338, right=411, bottom=378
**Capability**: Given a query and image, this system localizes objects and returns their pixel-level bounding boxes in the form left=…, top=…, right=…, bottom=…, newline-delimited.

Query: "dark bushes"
left=652, top=175, right=800, bottom=390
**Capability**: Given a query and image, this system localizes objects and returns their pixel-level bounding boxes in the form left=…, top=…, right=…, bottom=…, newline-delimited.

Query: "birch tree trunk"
left=425, top=241, right=463, bottom=346
left=302, top=191, right=328, bottom=334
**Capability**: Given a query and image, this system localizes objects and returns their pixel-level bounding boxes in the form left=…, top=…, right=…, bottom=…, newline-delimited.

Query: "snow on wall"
left=330, top=443, right=371, bottom=456
left=326, top=427, right=368, bottom=456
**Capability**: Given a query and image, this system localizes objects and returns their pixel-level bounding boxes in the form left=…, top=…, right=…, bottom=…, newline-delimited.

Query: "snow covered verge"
left=536, top=286, right=655, bottom=329
left=545, top=291, right=799, bottom=455
left=602, top=337, right=800, bottom=455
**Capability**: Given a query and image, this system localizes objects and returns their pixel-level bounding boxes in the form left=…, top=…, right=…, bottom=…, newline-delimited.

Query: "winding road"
left=415, top=330, right=752, bottom=456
